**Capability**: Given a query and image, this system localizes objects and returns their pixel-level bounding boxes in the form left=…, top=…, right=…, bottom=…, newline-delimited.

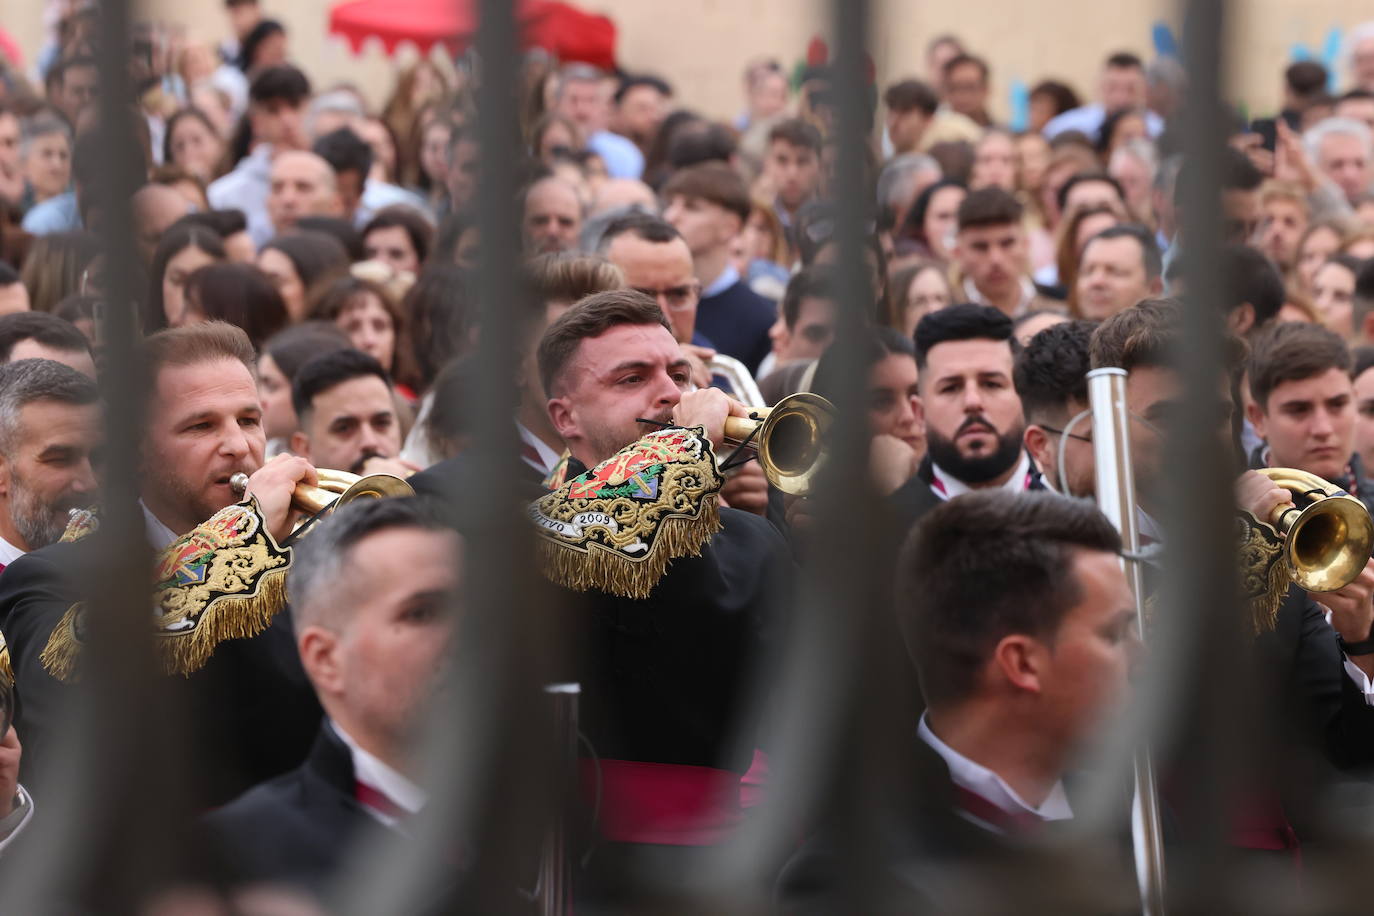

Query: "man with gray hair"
left=1305, top=116, right=1374, bottom=205
left=555, top=63, right=644, bottom=179
left=877, top=152, right=942, bottom=241
left=204, top=497, right=462, bottom=889
left=0, top=359, right=100, bottom=572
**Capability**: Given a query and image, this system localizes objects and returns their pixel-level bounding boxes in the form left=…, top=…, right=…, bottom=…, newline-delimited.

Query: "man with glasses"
left=1014, top=319, right=1098, bottom=498
left=662, top=162, right=777, bottom=374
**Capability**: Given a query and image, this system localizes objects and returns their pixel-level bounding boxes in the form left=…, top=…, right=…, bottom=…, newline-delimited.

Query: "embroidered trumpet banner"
left=529, top=427, right=724, bottom=599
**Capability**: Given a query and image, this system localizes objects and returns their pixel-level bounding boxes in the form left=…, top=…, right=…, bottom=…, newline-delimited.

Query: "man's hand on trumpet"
left=1235, top=469, right=1293, bottom=523
left=242, top=454, right=318, bottom=543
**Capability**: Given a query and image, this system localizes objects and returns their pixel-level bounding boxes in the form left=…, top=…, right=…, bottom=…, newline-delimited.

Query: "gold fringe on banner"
left=530, top=427, right=725, bottom=599
left=40, top=498, right=293, bottom=682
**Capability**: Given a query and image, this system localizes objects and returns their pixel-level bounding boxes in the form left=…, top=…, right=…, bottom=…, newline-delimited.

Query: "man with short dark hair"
left=762, top=118, right=822, bottom=228
left=599, top=212, right=702, bottom=347
left=662, top=162, right=776, bottom=372
left=1165, top=148, right=1264, bottom=277
left=941, top=53, right=993, bottom=127
left=1246, top=322, right=1365, bottom=506
left=783, top=489, right=1137, bottom=908
left=1045, top=51, right=1163, bottom=140
left=311, top=128, right=370, bottom=225
left=890, top=303, right=1039, bottom=531
left=902, top=490, right=1134, bottom=825
left=884, top=79, right=940, bottom=155
left=291, top=349, right=404, bottom=477
left=1169, top=244, right=1284, bottom=342
left=771, top=265, right=836, bottom=368
left=0, top=312, right=95, bottom=377
left=1075, top=224, right=1163, bottom=320
left=1337, top=89, right=1374, bottom=134
left=1057, top=171, right=1127, bottom=219
left=0, top=359, right=100, bottom=570
left=208, top=64, right=313, bottom=245
left=1014, top=320, right=1096, bottom=497
left=953, top=188, right=1060, bottom=317
left=45, top=56, right=98, bottom=128
left=613, top=74, right=672, bottom=154
left=203, top=498, right=462, bottom=891
left=0, top=264, right=27, bottom=316
left=530, top=290, right=789, bottom=891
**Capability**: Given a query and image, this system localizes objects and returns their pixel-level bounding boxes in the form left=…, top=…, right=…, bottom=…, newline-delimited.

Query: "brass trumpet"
left=721, top=392, right=835, bottom=496
left=229, top=468, right=415, bottom=533
left=1256, top=467, right=1374, bottom=592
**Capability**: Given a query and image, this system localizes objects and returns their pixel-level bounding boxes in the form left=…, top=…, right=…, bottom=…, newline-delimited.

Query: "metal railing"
left=8, top=0, right=1374, bottom=912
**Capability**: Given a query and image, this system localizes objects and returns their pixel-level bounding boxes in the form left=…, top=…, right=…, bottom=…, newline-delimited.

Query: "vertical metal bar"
left=2, top=0, right=177, bottom=910
left=538, top=683, right=578, bottom=916
left=1170, top=0, right=1248, bottom=911
left=332, top=0, right=565, bottom=912
left=1089, top=368, right=1168, bottom=914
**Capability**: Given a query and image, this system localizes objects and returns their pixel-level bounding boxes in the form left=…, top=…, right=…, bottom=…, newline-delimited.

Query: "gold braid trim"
left=530, top=427, right=724, bottom=599
left=536, top=500, right=721, bottom=599
left=1238, top=512, right=1288, bottom=636
left=39, top=497, right=292, bottom=683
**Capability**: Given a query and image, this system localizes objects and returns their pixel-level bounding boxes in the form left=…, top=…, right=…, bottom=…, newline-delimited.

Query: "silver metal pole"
left=1089, top=367, right=1168, bottom=916
left=537, top=683, right=579, bottom=916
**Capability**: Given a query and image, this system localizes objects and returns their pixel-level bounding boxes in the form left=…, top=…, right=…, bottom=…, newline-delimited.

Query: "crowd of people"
left=2, top=0, right=1374, bottom=910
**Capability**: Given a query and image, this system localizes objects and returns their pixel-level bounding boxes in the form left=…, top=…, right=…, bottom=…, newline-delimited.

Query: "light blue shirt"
left=1043, top=103, right=1164, bottom=141
left=355, top=181, right=431, bottom=228
left=587, top=130, right=644, bottom=180
left=207, top=145, right=275, bottom=246
left=21, top=191, right=80, bottom=235
left=701, top=263, right=740, bottom=299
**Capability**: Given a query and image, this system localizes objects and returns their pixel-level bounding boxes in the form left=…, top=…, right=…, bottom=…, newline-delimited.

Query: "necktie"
left=355, top=780, right=407, bottom=823
left=953, top=785, right=1043, bottom=835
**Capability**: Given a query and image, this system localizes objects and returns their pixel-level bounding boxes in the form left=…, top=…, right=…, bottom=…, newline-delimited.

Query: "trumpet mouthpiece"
left=229, top=472, right=250, bottom=495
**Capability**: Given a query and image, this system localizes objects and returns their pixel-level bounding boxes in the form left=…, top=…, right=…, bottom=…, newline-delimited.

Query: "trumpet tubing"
left=721, top=392, right=835, bottom=496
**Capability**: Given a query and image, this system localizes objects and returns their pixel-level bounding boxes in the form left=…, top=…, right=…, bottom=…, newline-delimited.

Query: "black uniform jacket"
left=202, top=725, right=386, bottom=890
left=0, top=538, right=321, bottom=807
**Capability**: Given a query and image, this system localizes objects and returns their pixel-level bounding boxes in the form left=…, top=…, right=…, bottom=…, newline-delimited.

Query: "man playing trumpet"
left=0, top=322, right=324, bottom=806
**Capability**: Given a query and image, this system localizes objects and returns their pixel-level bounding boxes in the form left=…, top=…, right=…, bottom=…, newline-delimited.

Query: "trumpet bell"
left=721, top=392, right=835, bottom=496
left=1283, top=494, right=1374, bottom=592
left=1258, top=467, right=1374, bottom=593
left=757, top=393, right=833, bottom=496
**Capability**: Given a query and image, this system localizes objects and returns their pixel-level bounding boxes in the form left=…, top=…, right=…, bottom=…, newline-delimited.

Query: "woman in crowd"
left=1053, top=204, right=1122, bottom=308
left=382, top=59, right=450, bottom=187
left=20, top=230, right=100, bottom=314
left=414, top=114, right=455, bottom=211
left=1295, top=220, right=1346, bottom=300
left=885, top=260, right=953, bottom=337
left=146, top=225, right=226, bottom=329
left=181, top=262, right=289, bottom=349
left=812, top=326, right=926, bottom=491
left=895, top=179, right=966, bottom=263
left=257, top=231, right=350, bottom=322
left=310, top=274, right=414, bottom=399
left=163, top=108, right=227, bottom=184
left=361, top=206, right=432, bottom=276
left=1311, top=253, right=1362, bottom=338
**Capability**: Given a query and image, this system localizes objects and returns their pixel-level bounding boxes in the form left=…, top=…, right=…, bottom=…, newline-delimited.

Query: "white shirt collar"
left=516, top=421, right=563, bottom=476
left=962, top=275, right=1036, bottom=318
left=0, top=533, right=25, bottom=568
left=139, top=500, right=180, bottom=550
left=331, top=720, right=427, bottom=826
left=918, top=713, right=1073, bottom=824
left=931, top=451, right=1032, bottom=501
left=701, top=263, right=741, bottom=299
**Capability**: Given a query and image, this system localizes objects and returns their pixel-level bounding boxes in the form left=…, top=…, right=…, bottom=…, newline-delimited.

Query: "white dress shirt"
left=140, top=501, right=180, bottom=550
left=517, top=421, right=563, bottom=478
left=931, top=451, right=1032, bottom=502
left=0, top=534, right=25, bottom=570
left=918, top=714, right=1073, bottom=826
left=331, top=721, right=426, bottom=828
